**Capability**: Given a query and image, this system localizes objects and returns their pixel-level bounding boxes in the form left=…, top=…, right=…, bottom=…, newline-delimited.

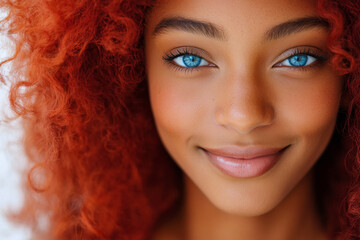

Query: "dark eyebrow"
left=152, top=16, right=226, bottom=41
left=264, top=16, right=329, bottom=41
left=152, top=16, right=329, bottom=42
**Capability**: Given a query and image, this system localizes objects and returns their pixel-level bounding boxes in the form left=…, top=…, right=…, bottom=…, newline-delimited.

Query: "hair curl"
left=0, top=0, right=360, bottom=239
left=0, top=0, right=181, bottom=239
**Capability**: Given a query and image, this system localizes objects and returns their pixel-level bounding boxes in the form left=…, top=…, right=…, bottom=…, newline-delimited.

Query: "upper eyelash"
left=162, top=48, right=209, bottom=73
left=162, top=47, right=329, bottom=73
left=162, top=48, right=201, bottom=62
left=280, top=48, right=328, bottom=67
left=274, top=48, right=329, bottom=72
left=287, top=48, right=327, bottom=60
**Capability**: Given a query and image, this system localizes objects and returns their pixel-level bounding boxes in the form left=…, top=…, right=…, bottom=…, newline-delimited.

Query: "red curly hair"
left=0, top=0, right=359, bottom=239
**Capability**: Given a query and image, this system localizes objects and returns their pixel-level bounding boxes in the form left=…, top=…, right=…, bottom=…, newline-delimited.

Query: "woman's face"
left=145, top=0, right=343, bottom=216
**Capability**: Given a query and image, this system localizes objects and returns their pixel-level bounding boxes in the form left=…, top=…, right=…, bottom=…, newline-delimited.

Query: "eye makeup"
left=162, top=46, right=216, bottom=73
left=273, top=47, right=329, bottom=71
left=161, top=45, right=329, bottom=74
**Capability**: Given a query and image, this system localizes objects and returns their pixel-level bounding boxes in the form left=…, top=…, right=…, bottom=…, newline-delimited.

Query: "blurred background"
left=0, top=9, right=32, bottom=240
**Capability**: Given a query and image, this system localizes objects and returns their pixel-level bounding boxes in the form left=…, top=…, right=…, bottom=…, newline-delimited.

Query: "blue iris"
left=182, top=55, right=202, bottom=67
left=288, top=55, right=308, bottom=67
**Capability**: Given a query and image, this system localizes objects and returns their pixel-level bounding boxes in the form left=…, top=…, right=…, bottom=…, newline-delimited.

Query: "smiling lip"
left=202, top=145, right=289, bottom=178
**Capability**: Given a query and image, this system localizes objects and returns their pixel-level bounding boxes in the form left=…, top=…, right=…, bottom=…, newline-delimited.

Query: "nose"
left=214, top=72, right=275, bottom=135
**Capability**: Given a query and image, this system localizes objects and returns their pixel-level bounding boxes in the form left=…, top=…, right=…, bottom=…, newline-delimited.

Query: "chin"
left=209, top=193, right=283, bottom=217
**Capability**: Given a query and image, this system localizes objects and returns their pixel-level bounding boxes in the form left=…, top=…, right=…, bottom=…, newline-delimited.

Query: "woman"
left=0, top=0, right=359, bottom=239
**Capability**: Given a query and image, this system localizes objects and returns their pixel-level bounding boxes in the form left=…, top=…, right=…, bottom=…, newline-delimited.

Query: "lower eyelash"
left=162, top=48, right=329, bottom=73
left=284, top=56, right=326, bottom=71
left=162, top=49, right=206, bottom=73
left=282, top=49, right=329, bottom=71
left=167, top=62, right=201, bottom=73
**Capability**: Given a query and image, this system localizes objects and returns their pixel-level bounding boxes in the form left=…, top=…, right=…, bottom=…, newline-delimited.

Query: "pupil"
left=290, top=55, right=308, bottom=66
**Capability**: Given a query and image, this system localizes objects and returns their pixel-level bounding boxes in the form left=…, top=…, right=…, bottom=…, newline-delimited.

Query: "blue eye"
left=281, top=54, right=317, bottom=67
left=173, top=54, right=210, bottom=68
left=163, top=47, right=327, bottom=73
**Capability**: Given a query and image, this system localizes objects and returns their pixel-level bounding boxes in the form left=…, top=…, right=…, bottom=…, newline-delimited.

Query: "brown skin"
left=144, top=0, right=343, bottom=239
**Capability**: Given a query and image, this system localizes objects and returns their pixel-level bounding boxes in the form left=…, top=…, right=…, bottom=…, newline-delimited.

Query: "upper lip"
left=203, top=145, right=288, bottom=160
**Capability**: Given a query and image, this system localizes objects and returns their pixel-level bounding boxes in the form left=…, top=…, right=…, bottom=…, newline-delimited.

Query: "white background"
left=0, top=11, right=32, bottom=239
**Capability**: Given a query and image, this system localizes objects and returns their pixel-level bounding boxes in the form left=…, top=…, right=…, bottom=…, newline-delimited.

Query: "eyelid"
left=272, top=46, right=329, bottom=67
left=162, top=46, right=217, bottom=73
left=162, top=45, right=329, bottom=73
left=163, top=46, right=215, bottom=64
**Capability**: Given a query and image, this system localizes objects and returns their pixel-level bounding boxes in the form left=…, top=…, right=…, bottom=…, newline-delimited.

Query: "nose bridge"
left=215, top=69, right=275, bottom=134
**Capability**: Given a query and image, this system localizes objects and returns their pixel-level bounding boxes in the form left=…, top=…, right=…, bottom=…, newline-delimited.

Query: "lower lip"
left=203, top=147, right=288, bottom=178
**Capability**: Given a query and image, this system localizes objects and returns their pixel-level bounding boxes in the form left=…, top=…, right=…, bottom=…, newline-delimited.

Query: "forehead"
left=146, top=0, right=318, bottom=36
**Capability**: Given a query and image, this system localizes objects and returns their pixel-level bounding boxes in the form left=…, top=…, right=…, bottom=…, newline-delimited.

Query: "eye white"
left=281, top=55, right=317, bottom=67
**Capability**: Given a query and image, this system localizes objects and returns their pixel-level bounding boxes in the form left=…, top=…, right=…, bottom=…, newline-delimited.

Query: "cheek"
left=147, top=71, right=204, bottom=146
left=279, top=73, right=342, bottom=140
left=150, top=84, right=190, bottom=136
left=276, top=72, right=343, bottom=181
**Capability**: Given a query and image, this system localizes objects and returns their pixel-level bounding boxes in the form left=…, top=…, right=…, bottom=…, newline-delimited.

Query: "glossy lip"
left=204, top=146, right=286, bottom=159
left=202, top=145, right=289, bottom=178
